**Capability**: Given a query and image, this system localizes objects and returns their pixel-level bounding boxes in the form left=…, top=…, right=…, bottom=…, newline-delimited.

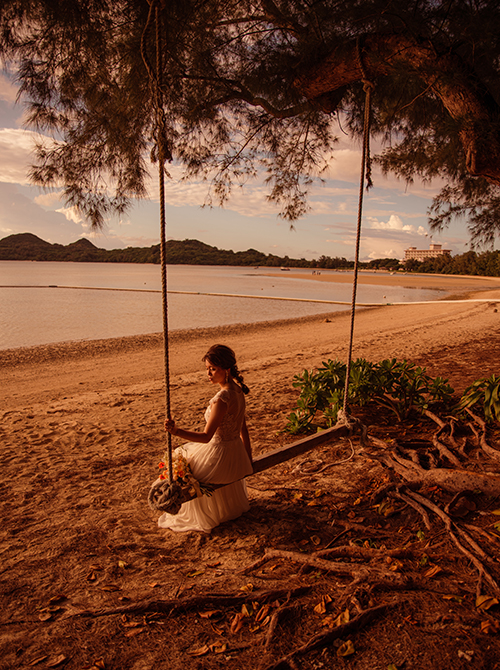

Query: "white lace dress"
left=157, top=386, right=253, bottom=533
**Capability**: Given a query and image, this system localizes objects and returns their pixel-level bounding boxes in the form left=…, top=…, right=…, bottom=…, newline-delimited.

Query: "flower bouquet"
left=148, top=449, right=213, bottom=514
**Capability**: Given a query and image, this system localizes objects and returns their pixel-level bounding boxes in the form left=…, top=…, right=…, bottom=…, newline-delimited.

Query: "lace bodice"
left=205, top=387, right=246, bottom=442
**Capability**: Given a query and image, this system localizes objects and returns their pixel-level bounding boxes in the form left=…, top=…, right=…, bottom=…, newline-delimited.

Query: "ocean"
left=0, top=262, right=447, bottom=350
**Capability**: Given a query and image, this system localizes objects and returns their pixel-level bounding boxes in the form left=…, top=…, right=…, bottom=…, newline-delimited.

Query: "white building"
left=404, top=243, right=452, bottom=262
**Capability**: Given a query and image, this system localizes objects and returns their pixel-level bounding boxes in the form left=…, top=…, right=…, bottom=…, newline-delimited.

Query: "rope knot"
left=148, top=479, right=192, bottom=514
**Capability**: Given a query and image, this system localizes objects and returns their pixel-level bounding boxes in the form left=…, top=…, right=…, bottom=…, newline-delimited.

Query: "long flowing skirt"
left=157, top=436, right=252, bottom=533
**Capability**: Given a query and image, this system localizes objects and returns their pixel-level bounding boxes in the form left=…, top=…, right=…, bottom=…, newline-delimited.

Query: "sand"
left=276, top=269, right=500, bottom=292
left=1, top=274, right=500, bottom=668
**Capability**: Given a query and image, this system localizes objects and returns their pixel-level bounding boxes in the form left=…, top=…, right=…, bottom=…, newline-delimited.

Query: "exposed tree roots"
left=261, top=603, right=392, bottom=670
left=63, top=409, right=500, bottom=667
left=63, top=587, right=311, bottom=620
left=358, top=409, right=500, bottom=602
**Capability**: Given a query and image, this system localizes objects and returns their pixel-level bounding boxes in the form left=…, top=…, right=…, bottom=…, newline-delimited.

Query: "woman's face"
left=205, top=359, right=226, bottom=385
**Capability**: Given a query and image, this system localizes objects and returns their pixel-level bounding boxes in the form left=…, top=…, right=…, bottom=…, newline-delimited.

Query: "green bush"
left=459, top=374, right=500, bottom=422
left=285, top=358, right=455, bottom=434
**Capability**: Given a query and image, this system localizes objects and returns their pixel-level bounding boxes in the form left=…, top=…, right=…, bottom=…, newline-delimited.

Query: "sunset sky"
left=0, top=70, right=471, bottom=261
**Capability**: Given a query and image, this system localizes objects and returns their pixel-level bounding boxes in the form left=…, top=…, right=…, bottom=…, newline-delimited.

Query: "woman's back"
left=208, top=387, right=246, bottom=442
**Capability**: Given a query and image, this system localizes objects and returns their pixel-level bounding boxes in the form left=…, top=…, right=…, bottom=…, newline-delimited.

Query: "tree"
left=1, top=0, right=500, bottom=243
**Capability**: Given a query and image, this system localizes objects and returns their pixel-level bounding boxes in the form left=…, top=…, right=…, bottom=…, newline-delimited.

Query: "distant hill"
left=0, top=232, right=306, bottom=267
left=0, top=233, right=108, bottom=262
left=2, top=232, right=500, bottom=276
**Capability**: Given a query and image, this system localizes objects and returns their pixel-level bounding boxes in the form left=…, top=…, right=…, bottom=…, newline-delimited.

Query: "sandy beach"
left=279, top=269, right=500, bottom=290
left=1, top=273, right=500, bottom=668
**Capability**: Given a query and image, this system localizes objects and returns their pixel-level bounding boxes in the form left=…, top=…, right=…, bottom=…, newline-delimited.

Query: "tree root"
left=389, top=490, right=432, bottom=530
left=62, top=586, right=311, bottom=620
left=264, top=603, right=299, bottom=650
left=261, top=602, right=392, bottom=670
left=367, top=439, right=500, bottom=496
left=262, top=548, right=422, bottom=591
left=432, top=434, right=462, bottom=467
left=466, top=408, right=500, bottom=462
left=314, top=545, right=418, bottom=561
left=464, top=522, right=500, bottom=547
left=358, top=421, right=500, bottom=601
left=404, top=490, right=500, bottom=598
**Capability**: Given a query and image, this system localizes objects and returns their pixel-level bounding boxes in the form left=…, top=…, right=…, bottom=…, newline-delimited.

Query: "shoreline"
left=270, top=270, right=500, bottom=291
left=3, top=282, right=500, bottom=366
left=0, top=309, right=348, bottom=366
left=3, top=288, right=500, bottom=413
left=3, top=271, right=499, bottom=355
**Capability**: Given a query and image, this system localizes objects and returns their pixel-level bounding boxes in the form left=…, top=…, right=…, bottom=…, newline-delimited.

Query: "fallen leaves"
left=82, top=660, right=106, bottom=670
left=28, top=656, right=49, bottom=667
left=187, top=569, right=205, bottom=578
left=476, top=595, right=499, bottom=611
left=187, top=642, right=228, bottom=657
left=423, top=564, right=442, bottom=579
left=313, top=595, right=332, bottom=615
left=37, top=595, right=67, bottom=622
left=337, top=639, right=355, bottom=657
left=230, top=612, right=245, bottom=634
left=99, top=584, right=121, bottom=592
left=481, top=619, right=500, bottom=634
left=199, top=610, right=222, bottom=619
left=323, top=608, right=350, bottom=629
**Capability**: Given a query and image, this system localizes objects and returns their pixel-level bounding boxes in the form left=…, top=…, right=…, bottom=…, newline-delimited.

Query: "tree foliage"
left=404, top=248, right=500, bottom=276
left=1, top=0, right=500, bottom=242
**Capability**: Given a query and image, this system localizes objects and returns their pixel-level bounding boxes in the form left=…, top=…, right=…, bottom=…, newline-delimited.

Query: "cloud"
left=0, top=128, right=38, bottom=184
left=366, top=246, right=400, bottom=260
left=323, top=148, right=364, bottom=182
left=0, top=74, right=18, bottom=104
left=34, top=191, right=63, bottom=207
left=359, top=234, right=409, bottom=260
left=0, top=182, right=84, bottom=243
left=368, top=214, right=427, bottom=235
left=56, top=206, right=83, bottom=224
left=148, top=163, right=283, bottom=219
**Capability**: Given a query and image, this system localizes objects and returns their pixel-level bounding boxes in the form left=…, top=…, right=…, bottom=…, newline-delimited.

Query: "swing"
left=143, top=7, right=373, bottom=515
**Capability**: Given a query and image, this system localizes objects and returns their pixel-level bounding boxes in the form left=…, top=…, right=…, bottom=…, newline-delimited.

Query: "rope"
left=342, top=41, right=374, bottom=415
left=141, top=1, right=174, bottom=483
left=146, top=27, right=374, bottom=509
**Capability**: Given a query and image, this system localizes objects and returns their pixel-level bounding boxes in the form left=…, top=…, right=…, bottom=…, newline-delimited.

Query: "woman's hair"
left=203, top=344, right=250, bottom=394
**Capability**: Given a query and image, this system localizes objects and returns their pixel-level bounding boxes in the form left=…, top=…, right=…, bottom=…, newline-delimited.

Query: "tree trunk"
left=294, top=34, right=500, bottom=186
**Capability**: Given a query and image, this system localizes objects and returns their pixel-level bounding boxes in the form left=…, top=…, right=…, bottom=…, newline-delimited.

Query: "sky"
left=0, top=70, right=473, bottom=262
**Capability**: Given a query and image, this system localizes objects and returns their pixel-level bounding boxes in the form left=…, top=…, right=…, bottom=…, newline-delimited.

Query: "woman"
left=158, top=344, right=253, bottom=533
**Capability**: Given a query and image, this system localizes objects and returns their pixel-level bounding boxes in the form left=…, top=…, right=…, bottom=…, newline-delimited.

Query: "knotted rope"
left=342, top=39, right=374, bottom=416
left=148, top=479, right=189, bottom=515
left=142, top=1, right=178, bottom=510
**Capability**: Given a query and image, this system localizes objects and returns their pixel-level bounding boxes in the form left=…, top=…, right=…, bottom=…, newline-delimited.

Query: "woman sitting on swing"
left=158, top=344, right=253, bottom=533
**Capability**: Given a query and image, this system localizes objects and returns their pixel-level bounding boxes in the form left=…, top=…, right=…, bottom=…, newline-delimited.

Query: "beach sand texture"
left=1, top=273, right=500, bottom=668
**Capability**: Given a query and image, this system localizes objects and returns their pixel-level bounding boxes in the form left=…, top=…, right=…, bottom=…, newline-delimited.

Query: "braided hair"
left=203, top=344, right=250, bottom=394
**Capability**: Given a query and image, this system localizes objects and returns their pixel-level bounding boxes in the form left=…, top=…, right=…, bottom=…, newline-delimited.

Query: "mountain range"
left=0, top=232, right=303, bottom=266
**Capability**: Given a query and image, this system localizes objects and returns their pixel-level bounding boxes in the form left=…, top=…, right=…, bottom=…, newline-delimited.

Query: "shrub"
left=285, top=358, right=455, bottom=434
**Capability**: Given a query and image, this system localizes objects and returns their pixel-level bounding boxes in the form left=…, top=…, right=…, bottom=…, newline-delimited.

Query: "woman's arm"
left=165, top=398, right=228, bottom=444
left=240, top=417, right=252, bottom=463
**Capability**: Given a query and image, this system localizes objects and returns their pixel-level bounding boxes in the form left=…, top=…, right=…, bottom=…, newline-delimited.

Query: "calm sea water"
left=0, top=262, right=447, bottom=350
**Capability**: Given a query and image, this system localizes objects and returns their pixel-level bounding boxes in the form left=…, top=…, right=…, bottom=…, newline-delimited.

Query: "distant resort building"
left=404, top=243, right=452, bottom=262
